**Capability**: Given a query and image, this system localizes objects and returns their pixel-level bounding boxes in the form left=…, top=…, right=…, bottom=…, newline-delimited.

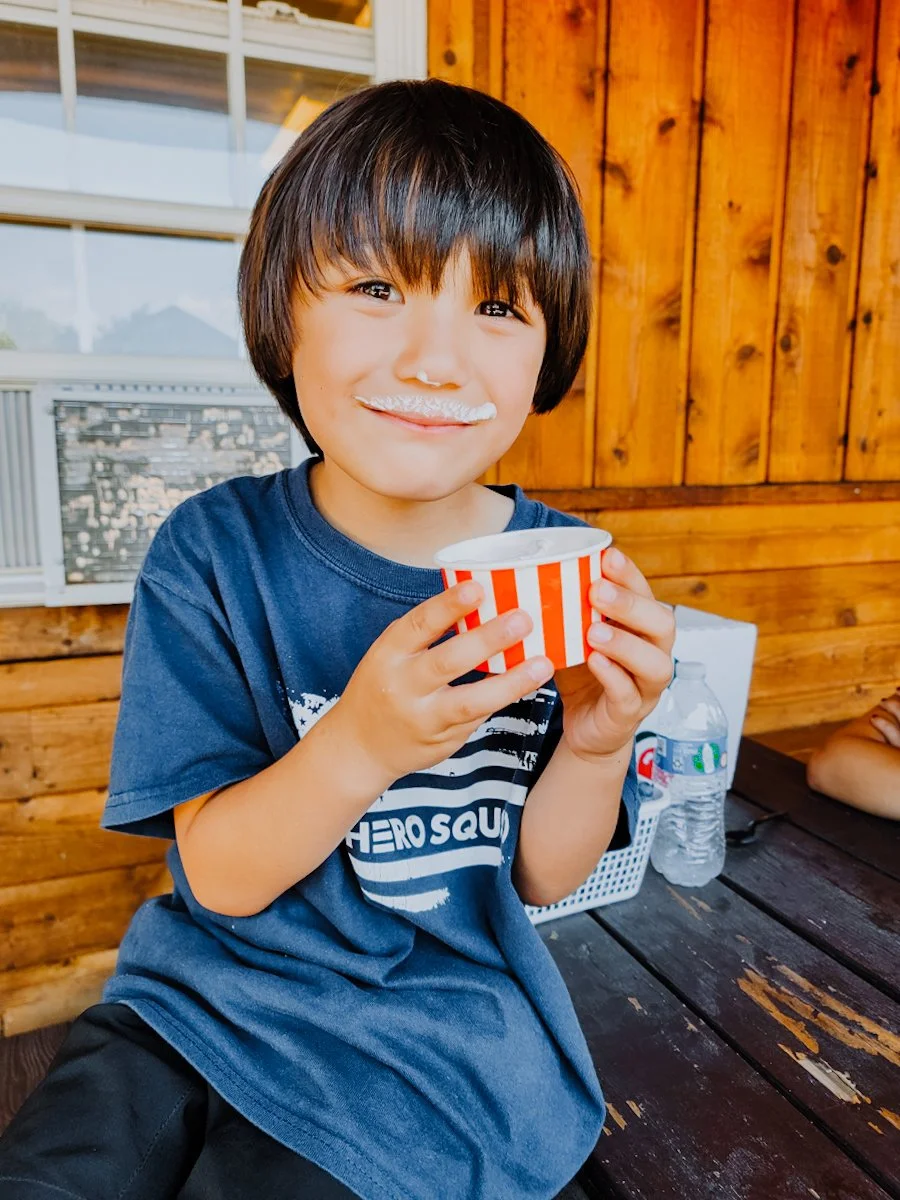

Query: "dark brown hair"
left=239, top=78, right=591, bottom=455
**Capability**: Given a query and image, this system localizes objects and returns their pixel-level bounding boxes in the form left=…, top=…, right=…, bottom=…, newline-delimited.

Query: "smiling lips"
left=353, top=393, right=498, bottom=426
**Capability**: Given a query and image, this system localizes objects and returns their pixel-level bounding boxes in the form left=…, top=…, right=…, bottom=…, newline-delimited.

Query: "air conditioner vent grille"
left=0, top=390, right=40, bottom=571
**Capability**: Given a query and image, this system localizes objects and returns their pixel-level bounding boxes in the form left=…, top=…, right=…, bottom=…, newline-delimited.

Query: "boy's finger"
left=586, top=623, right=674, bottom=696
left=600, top=546, right=654, bottom=599
left=394, top=582, right=484, bottom=653
left=438, top=658, right=555, bottom=729
left=586, top=652, right=643, bottom=715
left=589, top=581, right=676, bottom=649
left=420, top=608, right=537, bottom=687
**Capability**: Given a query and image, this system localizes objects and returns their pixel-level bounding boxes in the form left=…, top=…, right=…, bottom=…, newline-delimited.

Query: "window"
left=74, top=35, right=231, bottom=206
left=0, top=0, right=426, bottom=605
left=0, top=23, right=65, bottom=191
left=244, top=57, right=366, bottom=197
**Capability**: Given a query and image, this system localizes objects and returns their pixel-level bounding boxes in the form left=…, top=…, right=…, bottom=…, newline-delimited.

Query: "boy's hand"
left=554, top=547, right=675, bottom=764
left=336, top=582, right=554, bottom=790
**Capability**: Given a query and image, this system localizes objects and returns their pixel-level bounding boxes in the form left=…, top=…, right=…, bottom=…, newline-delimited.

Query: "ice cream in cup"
left=434, top=526, right=614, bottom=674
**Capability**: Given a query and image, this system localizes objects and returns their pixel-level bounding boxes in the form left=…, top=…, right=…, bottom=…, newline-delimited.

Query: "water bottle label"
left=656, top=736, right=727, bottom=776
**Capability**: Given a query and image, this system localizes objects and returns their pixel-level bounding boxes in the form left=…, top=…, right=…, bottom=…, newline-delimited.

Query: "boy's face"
left=290, top=248, right=547, bottom=502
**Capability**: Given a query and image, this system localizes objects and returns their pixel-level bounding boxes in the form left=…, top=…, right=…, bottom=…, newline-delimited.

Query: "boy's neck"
left=308, top=459, right=515, bottom=569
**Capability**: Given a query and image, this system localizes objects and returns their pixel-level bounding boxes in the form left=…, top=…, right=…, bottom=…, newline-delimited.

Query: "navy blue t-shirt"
left=102, top=458, right=639, bottom=1200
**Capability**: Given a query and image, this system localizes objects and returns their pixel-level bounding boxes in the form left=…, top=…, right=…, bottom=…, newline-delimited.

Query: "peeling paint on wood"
left=606, top=1103, right=627, bottom=1131
left=665, top=886, right=703, bottom=920
left=740, top=964, right=900, bottom=1067
left=627, top=996, right=644, bottom=1012
left=739, top=969, right=820, bottom=1052
left=778, top=1044, right=871, bottom=1105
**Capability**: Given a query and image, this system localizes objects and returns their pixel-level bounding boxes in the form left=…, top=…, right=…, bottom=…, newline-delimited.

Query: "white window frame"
left=0, top=0, right=426, bottom=605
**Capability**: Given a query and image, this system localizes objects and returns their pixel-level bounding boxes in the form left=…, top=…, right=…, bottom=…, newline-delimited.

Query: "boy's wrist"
left=561, top=732, right=634, bottom=774
left=310, top=701, right=397, bottom=802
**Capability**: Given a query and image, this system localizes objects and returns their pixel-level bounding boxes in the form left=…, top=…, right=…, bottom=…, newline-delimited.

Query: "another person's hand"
left=553, top=547, right=676, bottom=764
left=806, top=689, right=900, bottom=820
left=870, top=689, right=900, bottom=748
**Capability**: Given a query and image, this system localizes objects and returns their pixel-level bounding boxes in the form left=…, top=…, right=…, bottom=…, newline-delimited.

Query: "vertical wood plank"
left=685, top=0, right=795, bottom=484
left=472, top=0, right=505, bottom=99
left=496, top=0, right=604, bottom=491
left=592, top=0, right=703, bottom=487
left=846, top=0, right=900, bottom=480
left=769, top=0, right=877, bottom=482
left=427, top=0, right=476, bottom=87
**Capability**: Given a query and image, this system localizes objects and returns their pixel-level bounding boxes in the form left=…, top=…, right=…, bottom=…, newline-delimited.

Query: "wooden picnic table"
left=547, top=737, right=900, bottom=1200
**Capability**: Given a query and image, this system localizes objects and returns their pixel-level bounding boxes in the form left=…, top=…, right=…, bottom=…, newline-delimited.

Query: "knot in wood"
left=825, top=244, right=844, bottom=266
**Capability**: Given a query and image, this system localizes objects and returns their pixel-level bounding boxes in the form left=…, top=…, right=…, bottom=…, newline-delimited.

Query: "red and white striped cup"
left=434, top=526, right=613, bottom=673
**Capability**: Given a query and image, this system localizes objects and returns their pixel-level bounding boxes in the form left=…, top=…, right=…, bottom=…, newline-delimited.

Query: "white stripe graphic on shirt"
left=349, top=844, right=503, bottom=882
left=425, top=747, right=538, bottom=776
left=360, top=886, right=450, bottom=912
left=374, top=778, right=527, bottom=811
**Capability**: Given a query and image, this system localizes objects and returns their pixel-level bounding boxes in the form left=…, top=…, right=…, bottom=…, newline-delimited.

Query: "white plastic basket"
left=524, top=793, right=669, bottom=925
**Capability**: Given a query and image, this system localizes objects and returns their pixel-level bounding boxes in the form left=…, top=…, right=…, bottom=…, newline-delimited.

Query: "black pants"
left=0, top=1003, right=361, bottom=1200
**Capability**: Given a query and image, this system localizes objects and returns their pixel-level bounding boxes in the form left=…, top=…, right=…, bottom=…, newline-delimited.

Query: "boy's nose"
left=395, top=313, right=469, bottom=390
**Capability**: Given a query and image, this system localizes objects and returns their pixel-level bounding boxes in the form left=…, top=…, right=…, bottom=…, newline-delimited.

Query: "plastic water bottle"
left=649, top=661, right=728, bottom=887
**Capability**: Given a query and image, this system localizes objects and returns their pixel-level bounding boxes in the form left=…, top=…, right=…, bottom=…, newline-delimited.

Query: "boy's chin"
left=356, top=456, right=487, bottom=503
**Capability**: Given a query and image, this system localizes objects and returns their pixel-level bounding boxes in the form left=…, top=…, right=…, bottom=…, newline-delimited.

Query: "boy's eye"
left=479, top=300, right=518, bottom=319
left=352, top=280, right=397, bottom=301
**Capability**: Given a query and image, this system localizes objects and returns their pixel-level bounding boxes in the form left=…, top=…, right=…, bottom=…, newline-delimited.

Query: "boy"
left=0, top=80, right=675, bottom=1199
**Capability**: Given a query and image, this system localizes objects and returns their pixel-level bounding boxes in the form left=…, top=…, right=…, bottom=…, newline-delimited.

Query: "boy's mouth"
left=353, top=394, right=498, bottom=426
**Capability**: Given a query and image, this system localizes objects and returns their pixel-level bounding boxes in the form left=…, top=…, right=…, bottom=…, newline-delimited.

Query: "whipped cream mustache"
left=353, top=394, right=498, bottom=425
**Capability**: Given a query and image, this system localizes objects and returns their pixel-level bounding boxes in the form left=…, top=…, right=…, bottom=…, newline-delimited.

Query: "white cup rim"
left=434, top=526, right=613, bottom=572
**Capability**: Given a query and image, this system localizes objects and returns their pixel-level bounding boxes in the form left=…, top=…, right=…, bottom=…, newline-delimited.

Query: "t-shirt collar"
left=281, top=456, right=549, bottom=603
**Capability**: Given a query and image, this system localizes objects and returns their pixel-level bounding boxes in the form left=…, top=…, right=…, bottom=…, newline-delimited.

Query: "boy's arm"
left=174, top=704, right=388, bottom=917
left=806, top=704, right=900, bottom=820
left=511, top=737, right=631, bottom=907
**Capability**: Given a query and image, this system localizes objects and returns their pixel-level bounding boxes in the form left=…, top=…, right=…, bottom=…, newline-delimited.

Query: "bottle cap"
left=674, top=661, right=706, bottom=681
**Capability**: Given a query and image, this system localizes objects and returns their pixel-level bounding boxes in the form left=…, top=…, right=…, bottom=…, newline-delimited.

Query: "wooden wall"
left=432, top=0, right=900, bottom=729
left=2, top=0, right=899, bottom=1037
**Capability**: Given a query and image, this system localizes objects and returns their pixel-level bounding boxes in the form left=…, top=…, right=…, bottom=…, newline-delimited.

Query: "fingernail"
left=528, top=657, right=554, bottom=682
left=596, top=580, right=617, bottom=604
left=459, top=582, right=480, bottom=604
left=588, top=621, right=613, bottom=644
left=506, top=611, right=530, bottom=636
left=606, top=547, right=625, bottom=570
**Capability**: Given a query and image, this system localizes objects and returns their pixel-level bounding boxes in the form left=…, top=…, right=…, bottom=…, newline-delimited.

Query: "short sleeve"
left=103, top=568, right=274, bottom=839
left=529, top=690, right=640, bottom=852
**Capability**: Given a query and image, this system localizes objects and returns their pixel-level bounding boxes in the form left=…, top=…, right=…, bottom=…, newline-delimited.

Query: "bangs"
left=239, top=79, right=591, bottom=451
left=296, top=161, right=546, bottom=314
